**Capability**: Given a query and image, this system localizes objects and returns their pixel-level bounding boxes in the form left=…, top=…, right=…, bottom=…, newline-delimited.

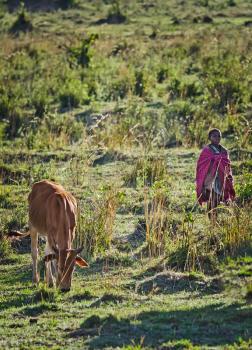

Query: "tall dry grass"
left=144, top=182, right=170, bottom=258
left=75, top=186, right=120, bottom=258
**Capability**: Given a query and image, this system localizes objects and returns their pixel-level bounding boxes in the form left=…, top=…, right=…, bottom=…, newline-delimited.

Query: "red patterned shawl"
left=196, top=146, right=235, bottom=205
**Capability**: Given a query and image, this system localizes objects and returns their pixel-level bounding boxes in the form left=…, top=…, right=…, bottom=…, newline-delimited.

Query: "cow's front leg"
left=44, top=241, right=57, bottom=288
left=30, top=229, right=39, bottom=285
left=57, top=249, right=67, bottom=288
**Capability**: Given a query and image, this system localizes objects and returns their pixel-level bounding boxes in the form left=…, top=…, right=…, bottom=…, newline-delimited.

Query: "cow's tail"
left=7, top=230, right=31, bottom=239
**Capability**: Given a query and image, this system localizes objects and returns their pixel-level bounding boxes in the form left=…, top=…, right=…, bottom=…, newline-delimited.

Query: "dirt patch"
left=115, top=220, right=146, bottom=253
left=135, top=271, right=224, bottom=295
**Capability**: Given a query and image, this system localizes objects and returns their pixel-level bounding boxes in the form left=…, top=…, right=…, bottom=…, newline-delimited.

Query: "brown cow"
left=12, top=180, right=88, bottom=291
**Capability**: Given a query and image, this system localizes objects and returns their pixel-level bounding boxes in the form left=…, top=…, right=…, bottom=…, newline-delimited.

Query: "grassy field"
left=0, top=0, right=252, bottom=349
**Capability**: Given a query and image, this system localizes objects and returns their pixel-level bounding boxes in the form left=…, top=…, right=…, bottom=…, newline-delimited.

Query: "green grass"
left=0, top=0, right=252, bottom=348
left=0, top=252, right=251, bottom=349
left=0, top=146, right=251, bottom=349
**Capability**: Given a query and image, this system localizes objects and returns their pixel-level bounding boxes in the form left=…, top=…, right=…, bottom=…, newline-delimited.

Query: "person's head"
left=208, top=128, right=222, bottom=145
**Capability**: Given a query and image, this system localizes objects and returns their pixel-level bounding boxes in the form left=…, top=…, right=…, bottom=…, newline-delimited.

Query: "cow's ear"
left=75, top=256, right=89, bottom=268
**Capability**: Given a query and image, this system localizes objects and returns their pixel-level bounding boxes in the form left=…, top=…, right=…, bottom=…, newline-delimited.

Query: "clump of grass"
left=167, top=212, right=217, bottom=273
left=33, top=286, right=59, bottom=303
left=0, top=233, right=12, bottom=261
left=168, top=202, right=251, bottom=273
left=76, top=186, right=122, bottom=258
left=217, top=204, right=252, bottom=256
left=144, top=181, right=170, bottom=257
left=59, top=79, right=90, bottom=109
left=106, top=1, right=127, bottom=24
left=236, top=173, right=252, bottom=204
left=124, top=158, right=169, bottom=187
left=0, top=185, right=14, bottom=209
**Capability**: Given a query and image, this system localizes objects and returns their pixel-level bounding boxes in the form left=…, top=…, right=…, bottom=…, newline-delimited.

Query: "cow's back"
left=28, top=180, right=77, bottom=241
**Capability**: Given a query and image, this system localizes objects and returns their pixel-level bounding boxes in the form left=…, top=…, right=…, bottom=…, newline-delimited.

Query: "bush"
left=67, top=34, right=98, bottom=68
left=59, top=80, right=90, bottom=109
left=168, top=75, right=204, bottom=100
left=10, top=2, right=33, bottom=34
left=31, top=91, right=51, bottom=118
left=236, top=173, right=252, bottom=203
left=106, top=73, right=134, bottom=100
left=202, top=54, right=249, bottom=113
left=134, top=70, right=147, bottom=97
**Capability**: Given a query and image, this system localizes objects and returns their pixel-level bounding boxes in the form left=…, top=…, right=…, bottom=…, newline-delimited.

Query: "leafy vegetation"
left=0, top=0, right=251, bottom=349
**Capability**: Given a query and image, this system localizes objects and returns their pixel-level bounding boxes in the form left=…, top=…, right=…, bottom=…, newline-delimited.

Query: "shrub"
left=67, top=34, right=98, bottom=69
left=31, top=91, right=51, bottom=118
left=106, top=74, right=134, bottom=100
left=10, top=2, right=33, bottom=34
left=201, top=54, right=249, bottom=113
left=227, top=0, right=236, bottom=6
left=59, top=80, right=90, bottom=109
left=32, top=113, right=85, bottom=149
left=157, top=66, right=169, bottom=83
left=236, top=173, right=252, bottom=203
left=134, top=70, right=147, bottom=97
left=106, top=1, right=127, bottom=24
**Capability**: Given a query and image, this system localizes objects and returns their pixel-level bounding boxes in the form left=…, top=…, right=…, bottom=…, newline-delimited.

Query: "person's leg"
left=207, top=191, right=219, bottom=223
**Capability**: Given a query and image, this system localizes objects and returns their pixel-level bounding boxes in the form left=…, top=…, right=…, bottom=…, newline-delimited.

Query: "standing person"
left=196, top=128, right=235, bottom=222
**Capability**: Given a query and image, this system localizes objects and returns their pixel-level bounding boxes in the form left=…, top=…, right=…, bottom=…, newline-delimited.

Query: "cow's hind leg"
left=30, top=228, right=39, bottom=285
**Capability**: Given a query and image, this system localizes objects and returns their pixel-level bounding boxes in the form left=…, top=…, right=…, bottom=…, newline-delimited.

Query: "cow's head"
left=45, top=246, right=88, bottom=292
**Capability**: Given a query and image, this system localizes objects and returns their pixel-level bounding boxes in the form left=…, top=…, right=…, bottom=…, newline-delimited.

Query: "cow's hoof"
left=60, top=288, right=70, bottom=293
